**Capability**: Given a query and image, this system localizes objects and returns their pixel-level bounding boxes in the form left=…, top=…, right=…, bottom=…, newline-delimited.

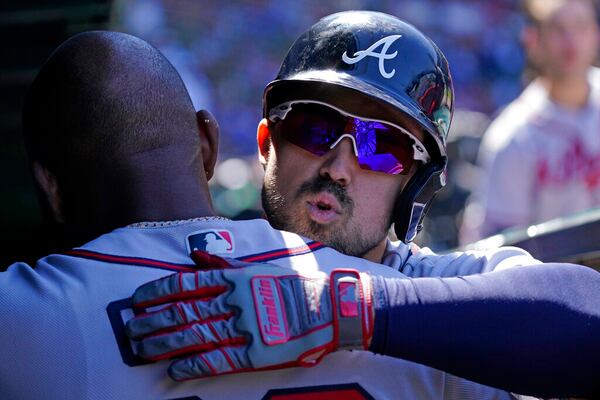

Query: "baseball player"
left=463, top=0, right=600, bottom=241
left=2, top=30, right=417, bottom=399
left=3, top=22, right=597, bottom=400
left=126, top=11, right=600, bottom=399
left=0, top=29, right=492, bottom=400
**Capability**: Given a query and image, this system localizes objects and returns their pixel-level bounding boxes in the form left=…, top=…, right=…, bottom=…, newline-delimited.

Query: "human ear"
left=521, top=26, right=541, bottom=62
left=257, top=118, right=272, bottom=168
left=32, top=161, right=64, bottom=223
left=196, top=110, right=219, bottom=180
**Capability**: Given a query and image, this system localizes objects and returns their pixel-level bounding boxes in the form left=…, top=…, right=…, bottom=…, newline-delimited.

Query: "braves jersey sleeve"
left=0, top=261, right=88, bottom=399
left=384, top=240, right=539, bottom=277
left=369, top=262, right=600, bottom=398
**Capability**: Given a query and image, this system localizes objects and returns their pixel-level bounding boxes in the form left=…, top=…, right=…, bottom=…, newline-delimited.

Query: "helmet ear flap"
left=393, top=162, right=445, bottom=243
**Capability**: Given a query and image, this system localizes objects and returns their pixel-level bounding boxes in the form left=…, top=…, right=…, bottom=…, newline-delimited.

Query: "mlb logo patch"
left=339, top=281, right=359, bottom=317
left=187, top=229, right=234, bottom=255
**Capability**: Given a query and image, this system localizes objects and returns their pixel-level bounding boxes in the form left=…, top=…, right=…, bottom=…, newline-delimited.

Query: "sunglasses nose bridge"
left=329, top=133, right=359, bottom=157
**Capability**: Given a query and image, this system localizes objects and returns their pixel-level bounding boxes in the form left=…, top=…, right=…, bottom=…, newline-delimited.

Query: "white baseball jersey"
left=0, top=218, right=533, bottom=399
left=475, top=67, right=600, bottom=238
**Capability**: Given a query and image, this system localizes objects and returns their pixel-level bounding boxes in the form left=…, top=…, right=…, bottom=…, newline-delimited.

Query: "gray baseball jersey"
left=0, top=218, right=530, bottom=399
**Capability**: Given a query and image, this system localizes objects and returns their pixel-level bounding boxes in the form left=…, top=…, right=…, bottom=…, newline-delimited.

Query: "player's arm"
left=125, top=253, right=600, bottom=398
left=398, top=245, right=539, bottom=277
left=369, top=262, right=600, bottom=398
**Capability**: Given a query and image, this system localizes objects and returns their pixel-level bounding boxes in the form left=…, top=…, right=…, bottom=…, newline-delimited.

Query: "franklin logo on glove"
left=253, top=277, right=288, bottom=344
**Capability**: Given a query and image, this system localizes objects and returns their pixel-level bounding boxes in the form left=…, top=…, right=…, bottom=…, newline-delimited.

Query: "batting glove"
left=125, top=252, right=373, bottom=381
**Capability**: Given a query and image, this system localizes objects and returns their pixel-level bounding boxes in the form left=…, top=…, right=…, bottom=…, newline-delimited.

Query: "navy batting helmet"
left=263, top=10, right=454, bottom=242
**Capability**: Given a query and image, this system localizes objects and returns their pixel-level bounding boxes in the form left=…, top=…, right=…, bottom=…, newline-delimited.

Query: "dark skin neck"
left=55, top=145, right=216, bottom=250
left=107, top=146, right=216, bottom=223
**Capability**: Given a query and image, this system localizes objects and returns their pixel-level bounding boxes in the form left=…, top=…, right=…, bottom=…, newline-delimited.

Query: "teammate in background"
left=127, top=12, right=600, bottom=398
left=461, top=0, right=600, bottom=242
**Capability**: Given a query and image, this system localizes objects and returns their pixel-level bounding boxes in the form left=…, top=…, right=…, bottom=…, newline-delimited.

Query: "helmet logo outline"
left=342, top=34, right=402, bottom=79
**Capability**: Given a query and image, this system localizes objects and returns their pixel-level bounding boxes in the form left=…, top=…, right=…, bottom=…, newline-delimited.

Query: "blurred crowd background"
left=109, top=0, right=526, bottom=251
left=0, top=0, right=552, bottom=262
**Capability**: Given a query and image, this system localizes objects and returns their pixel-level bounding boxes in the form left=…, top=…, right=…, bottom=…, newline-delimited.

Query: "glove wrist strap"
left=330, top=269, right=373, bottom=350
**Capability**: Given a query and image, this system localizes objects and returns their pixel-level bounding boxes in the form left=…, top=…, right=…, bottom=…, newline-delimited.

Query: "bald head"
left=23, top=31, right=199, bottom=170
left=22, top=31, right=217, bottom=249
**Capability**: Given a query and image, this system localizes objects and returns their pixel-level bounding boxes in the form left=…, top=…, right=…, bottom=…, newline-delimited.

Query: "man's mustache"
left=296, top=176, right=354, bottom=210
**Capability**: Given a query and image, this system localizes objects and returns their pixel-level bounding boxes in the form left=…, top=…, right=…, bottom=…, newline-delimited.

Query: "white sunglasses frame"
left=268, top=99, right=431, bottom=164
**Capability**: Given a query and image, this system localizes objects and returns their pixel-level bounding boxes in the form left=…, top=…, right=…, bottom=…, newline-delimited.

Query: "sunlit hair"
left=522, top=0, right=598, bottom=27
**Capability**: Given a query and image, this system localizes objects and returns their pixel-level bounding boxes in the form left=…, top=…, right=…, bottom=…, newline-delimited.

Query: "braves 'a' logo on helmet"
left=342, top=34, right=402, bottom=79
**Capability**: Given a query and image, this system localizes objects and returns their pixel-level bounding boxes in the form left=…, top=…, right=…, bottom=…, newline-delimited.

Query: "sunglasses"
left=268, top=100, right=430, bottom=175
